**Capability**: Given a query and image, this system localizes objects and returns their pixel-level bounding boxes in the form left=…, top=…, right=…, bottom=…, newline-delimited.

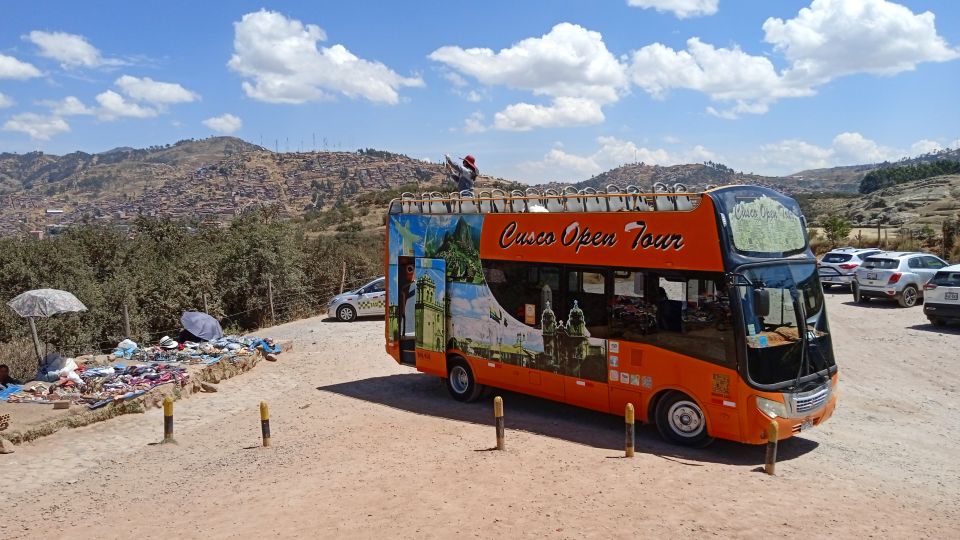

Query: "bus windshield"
left=736, top=262, right=835, bottom=388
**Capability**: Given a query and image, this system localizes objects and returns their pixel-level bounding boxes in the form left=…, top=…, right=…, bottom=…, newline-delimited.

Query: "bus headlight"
left=756, top=397, right=787, bottom=419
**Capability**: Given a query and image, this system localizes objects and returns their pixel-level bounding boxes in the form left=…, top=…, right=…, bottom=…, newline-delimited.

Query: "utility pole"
left=122, top=302, right=131, bottom=337
left=267, top=278, right=276, bottom=324
left=340, top=261, right=347, bottom=294
left=202, top=293, right=209, bottom=314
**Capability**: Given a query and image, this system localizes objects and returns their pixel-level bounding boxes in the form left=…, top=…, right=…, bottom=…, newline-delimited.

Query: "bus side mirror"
left=753, top=289, right=770, bottom=318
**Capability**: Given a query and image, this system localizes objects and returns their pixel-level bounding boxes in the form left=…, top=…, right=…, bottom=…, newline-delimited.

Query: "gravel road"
left=2, top=291, right=958, bottom=539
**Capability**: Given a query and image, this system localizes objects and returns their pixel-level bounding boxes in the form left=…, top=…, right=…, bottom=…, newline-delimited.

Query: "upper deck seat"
left=459, top=190, right=479, bottom=213
left=564, top=187, right=585, bottom=212
left=652, top=182, right=675, bottom=211
left=583, top=187, right=607, bottom=212
left=672, top=183, right=693, bottom=211
left=426, top=192, right=447, bottom=214
left=544, top=189, right=564, bottom=212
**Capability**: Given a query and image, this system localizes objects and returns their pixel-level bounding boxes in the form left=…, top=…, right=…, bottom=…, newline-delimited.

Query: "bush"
left=0, top=214, right=383, bottom=357
left=821, top=215, right=852, bottom=246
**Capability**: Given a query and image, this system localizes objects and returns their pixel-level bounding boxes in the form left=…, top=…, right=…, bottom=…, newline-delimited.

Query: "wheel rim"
left=667, top=400, right=705, bottom=438
left=903, top=288, right=917, bottom=306
left=449, top=365, right=469, bottom=394
left=339, top=306, right=355, bottom=320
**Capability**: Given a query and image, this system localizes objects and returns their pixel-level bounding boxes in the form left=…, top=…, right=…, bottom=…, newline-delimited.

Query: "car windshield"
left=862, top=258, right=898, bottom=270
left=736, top=262, right=835, bottom=388
left=931, top=271, right=960, bottom=287
left=822, top=253, right=852, bottom=263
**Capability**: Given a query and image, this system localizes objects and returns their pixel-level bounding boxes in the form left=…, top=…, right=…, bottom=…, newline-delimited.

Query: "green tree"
left=822, top=216, right=852, bottom=246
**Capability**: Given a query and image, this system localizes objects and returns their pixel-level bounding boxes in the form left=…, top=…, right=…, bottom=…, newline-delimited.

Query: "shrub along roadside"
left=0, top=211, right=383, bottom=381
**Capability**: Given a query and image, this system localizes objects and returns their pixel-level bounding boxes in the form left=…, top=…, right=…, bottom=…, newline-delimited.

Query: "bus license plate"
left=946, top=292, right=959, bottom=300
left=867, top=272, right=877, bottom=280
left=800, top=419, right=813, bottom=431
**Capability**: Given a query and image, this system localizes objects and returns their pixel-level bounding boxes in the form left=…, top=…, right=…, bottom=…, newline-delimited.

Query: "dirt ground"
left=2, top=291, right=958, bottom=539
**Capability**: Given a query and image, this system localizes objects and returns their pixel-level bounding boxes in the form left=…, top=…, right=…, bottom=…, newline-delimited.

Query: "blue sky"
left=1, top=0, right=958, bottom=181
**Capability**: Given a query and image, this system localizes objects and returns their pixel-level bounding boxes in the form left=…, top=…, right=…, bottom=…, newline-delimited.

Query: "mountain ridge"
left=2, top=136, right=956, bottom=236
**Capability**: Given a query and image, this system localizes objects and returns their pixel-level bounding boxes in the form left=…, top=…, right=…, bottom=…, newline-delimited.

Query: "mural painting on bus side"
left=446, top=281, right=607, bottom=382
left=389, top=212, right=607, bottom=382
left=388, top=214, right=484, bottom=284
left=388, top=213, right=484, bottom=345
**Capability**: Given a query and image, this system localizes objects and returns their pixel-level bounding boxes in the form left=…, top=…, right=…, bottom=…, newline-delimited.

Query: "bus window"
left=485, top=261, right=560, bottom=328
left=612, top=272, right=735, bottom=368
left=612, top=271, right=656, bottom=337
left=565, top=269, right=609, bottom=338
left=613, top=271, right=644, bottom=298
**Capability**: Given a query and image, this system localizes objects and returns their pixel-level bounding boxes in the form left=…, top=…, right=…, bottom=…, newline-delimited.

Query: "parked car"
left=818, top=247, right=882, bottom=289
left=327, top=277, right=386, bottom=321
left=923, top=264, right=960, bottom=326
left=852, top=252, right=949, bottom=307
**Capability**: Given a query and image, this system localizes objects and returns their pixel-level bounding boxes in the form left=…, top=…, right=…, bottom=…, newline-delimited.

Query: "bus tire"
left=655, top=391, right=713, bottom=448
left=446, top=358, right=483, bottom=402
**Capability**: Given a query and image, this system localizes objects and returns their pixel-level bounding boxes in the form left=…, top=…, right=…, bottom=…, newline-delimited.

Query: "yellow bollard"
left=260, top=401, right=271, bottom=447
left=765, top=419, right=779, bottom=475
left=162, top=396, right=175, bottom=444
left=494, top=396, right=504, bottom=450
left=625, top=403, right=635, bottom=458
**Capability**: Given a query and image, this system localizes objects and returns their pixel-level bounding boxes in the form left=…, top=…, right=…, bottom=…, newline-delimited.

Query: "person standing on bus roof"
left=445, top=154, right=479, bottom=192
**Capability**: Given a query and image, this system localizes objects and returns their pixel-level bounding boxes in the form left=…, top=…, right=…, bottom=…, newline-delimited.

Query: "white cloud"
left=629, top=0, right=958, bottom=118
left=630, top=38, right=813, bottom=118
left=95, top=90, right=157, bottom=120
left=115, top=75, right=199, bottom=104
left=25, top=30, right=121, bottom=68
left=430, top=23, right=628, bottom=130
left=0, top=53, right=41, bottom=80
left=493, top=97, right=606, bottom=131
left=444, top=71, right=468, bottom=87
left=0, top=92, right=14, bottom=108
left=908, top=139, right=942, bottom=156
left=518, top=136, right=717, bottom=182
left=39, top=96, right=94, bottom=116
left=202, top=113, right=243, bottom=134
left=227, top=9, right=423, bottom=104
left=764, top=0, right=959, bottom=86
left=627, top=0, right=719, bottom=19
left=2, top=112, right=70, bottom=140
left=754, top=132, right=947, bottom=175
left=463, top=112, right=486, bottom=134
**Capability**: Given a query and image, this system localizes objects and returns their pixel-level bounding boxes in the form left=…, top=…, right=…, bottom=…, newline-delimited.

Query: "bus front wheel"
left=655, top=391, right=714, bottom=447
left=446, top=358, right=483, bottom=402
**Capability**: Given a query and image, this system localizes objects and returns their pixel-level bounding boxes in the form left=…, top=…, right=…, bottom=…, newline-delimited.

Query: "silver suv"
left=852, top=252, right=949, bottom=307
left=818, top=247, right=882, bottom=290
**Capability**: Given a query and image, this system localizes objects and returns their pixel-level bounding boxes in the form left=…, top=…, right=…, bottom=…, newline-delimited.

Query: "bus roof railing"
left=388, top=182, right=710, bottom=215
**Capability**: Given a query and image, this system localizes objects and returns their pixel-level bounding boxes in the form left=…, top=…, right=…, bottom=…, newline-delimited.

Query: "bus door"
left=413, top=258, right=447, bottom=377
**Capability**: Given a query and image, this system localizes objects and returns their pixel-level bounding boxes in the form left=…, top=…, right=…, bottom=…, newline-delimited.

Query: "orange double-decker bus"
left=385, top=185, right=838, bottom=446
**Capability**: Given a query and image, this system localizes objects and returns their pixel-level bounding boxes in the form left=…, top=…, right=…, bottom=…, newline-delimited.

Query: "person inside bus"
left=655, top=286, right=683, bottom=332
left=445, top=154, right=479, bottom=192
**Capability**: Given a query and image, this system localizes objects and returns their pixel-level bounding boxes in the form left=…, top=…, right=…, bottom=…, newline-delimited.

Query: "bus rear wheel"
left=655, top=391, right=713, bottom=447
left=446, top=358, right=483, bottom=402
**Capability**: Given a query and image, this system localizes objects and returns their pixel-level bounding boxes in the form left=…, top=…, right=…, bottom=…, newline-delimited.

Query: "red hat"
left=463, top=154, right=477, bottom=171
